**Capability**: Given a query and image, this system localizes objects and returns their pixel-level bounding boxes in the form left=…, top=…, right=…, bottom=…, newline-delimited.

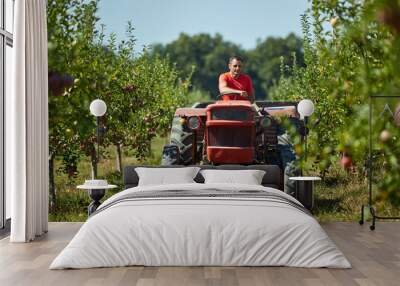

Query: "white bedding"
left=50, top=183, right=351, bottom=269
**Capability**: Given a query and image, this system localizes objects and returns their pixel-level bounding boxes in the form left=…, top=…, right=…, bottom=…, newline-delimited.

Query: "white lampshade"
left=298, top=99, right=315, bottom=118
left=90, top=99, right=107, bottom=117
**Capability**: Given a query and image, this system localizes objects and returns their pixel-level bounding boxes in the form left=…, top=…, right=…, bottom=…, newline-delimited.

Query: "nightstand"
left=288, top=176, right=321, bottom=211
left=77, top=183, right=117, bottom=215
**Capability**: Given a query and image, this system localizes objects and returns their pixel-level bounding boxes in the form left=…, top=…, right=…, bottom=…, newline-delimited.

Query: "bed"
left=50, top=165, right=351, bottom=269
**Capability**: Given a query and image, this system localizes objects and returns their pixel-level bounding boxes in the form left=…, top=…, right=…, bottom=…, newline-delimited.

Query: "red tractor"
left=162, top=100, right=302, bottom=167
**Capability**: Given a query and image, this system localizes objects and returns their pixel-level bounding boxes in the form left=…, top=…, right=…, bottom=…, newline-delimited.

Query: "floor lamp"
left=359, top=95, right=400, bottom=230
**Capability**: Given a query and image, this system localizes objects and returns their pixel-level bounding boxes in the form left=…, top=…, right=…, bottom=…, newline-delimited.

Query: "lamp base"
left=295, top=180, right=314, bottom=211
left=87, top=189, right=105, bottom=216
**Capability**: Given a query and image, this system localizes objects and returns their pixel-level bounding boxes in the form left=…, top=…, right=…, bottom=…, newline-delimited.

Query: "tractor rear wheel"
left=169, top=117, right=194, bottom=165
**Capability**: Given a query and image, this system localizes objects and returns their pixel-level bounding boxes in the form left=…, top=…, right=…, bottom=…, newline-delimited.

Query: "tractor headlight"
left=260, top=116, right=272, bottom=128
left=187, top=116, right=201, bottom=130
left=179, top=117, right=186, bottom=125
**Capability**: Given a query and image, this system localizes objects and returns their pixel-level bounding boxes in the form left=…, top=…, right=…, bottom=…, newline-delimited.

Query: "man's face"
left=228, top=59, right=242, bottom=78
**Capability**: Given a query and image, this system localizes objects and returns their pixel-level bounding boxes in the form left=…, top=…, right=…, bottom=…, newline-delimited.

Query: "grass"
left=313, top=167, right=400, bottom=222
left=49, top=136, right=168, bottom=221
left=50, top=137, right=400, bottom=222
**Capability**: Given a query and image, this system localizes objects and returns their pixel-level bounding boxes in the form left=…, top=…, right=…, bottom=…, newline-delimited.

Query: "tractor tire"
left=161, top=144, right=180, bottom=165
left=169, top=117, right=194, bottom=165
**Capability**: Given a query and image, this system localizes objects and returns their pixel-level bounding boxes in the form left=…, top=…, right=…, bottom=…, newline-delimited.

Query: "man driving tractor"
left=218, top=56, right=255, bottom=103
left=218, top=55, right=300, bottom=196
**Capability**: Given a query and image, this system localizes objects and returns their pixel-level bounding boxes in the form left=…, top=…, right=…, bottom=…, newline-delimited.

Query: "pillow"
left=200, top=169, right=266, bottom=185
left=135, top=167, right=201, bottom=186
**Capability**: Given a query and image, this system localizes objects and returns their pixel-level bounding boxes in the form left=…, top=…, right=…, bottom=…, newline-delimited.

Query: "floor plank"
left=0, top=222, right=399, bottom=286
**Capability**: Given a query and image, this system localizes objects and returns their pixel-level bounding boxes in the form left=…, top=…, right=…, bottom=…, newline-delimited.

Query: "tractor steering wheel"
left=217, top=93, right=240, bottom=100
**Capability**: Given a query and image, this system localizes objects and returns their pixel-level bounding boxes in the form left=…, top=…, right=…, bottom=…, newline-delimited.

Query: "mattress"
left=50, top=183, right=351, bottom=269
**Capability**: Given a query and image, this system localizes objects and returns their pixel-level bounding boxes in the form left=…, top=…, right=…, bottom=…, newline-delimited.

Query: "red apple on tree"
left=394, top=104, right=400, bottom=127
left=62, top=74, right=74, bottom=89
left=379, top=130, right=391, bottom=142
left=340, top=154, right=353, bottom=170
left=48, top=71, right=63, bottom=96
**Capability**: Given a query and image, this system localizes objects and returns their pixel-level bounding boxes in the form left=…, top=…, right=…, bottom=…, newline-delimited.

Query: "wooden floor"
left=0, top=222, right=399, bottom=286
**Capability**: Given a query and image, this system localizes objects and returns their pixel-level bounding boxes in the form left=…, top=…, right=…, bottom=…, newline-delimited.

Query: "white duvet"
left=50, top=183, right=351, bottom=269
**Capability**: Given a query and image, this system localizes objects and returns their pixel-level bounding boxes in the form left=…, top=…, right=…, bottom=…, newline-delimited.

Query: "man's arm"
left=247, top=76, right=255, bottom=103
left=247, top=92, right=255, bottom=103
left=218, top=75, right=248, bottom=97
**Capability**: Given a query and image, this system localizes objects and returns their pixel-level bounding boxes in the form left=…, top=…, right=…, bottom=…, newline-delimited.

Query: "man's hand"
left=240, top=90, right=248, bottom=97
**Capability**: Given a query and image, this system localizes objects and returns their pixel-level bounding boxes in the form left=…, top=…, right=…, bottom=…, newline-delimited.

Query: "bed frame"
left=123, top=164, right=283, bottom=190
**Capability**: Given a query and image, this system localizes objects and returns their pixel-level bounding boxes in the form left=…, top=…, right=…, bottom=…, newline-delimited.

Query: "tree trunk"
left=91, top=147, right=97, bottom=179
left=115, top=144, right=122, bottom=173
left=49, top=154, right=56, bottom=211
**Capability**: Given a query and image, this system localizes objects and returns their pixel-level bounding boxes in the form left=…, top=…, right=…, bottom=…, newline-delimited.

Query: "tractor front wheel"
left=167, top=117, right=194, bottom=165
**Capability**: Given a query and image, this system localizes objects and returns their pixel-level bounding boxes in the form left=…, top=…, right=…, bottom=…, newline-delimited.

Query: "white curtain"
left=7, top=0, right=49, bottom=242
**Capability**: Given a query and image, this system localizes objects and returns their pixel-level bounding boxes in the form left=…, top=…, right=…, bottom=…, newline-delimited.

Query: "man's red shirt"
left=219, top=72, right=254, bottom=101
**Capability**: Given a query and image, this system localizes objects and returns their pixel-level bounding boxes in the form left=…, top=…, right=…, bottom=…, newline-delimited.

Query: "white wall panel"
left=5, top=0, right=14, bottom=33
left=5, top=43, right=12, bottom=220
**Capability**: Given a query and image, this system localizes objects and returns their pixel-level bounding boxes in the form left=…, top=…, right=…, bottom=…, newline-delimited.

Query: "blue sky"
left=97, top=0, right=310, bottom=50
